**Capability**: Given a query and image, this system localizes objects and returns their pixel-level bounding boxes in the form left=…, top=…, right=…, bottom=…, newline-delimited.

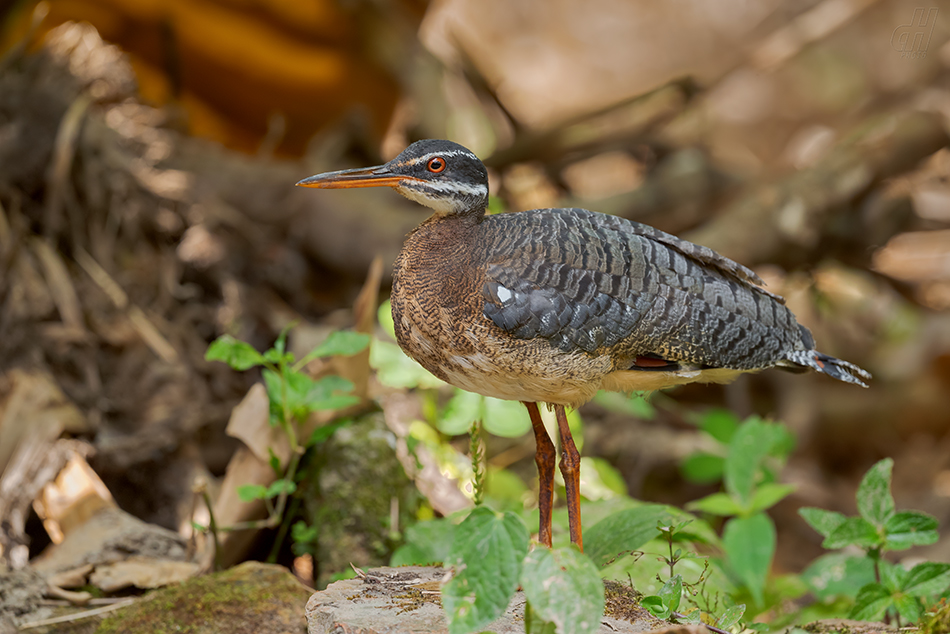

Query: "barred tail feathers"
left=783, top=349, right=871, bottom=388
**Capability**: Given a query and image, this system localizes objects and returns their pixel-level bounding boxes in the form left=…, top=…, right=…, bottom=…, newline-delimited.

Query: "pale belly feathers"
left=393, top=298, right=743, bottom=408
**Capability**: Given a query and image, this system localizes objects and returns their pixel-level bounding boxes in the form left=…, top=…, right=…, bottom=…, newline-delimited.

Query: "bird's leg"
left=524, top=401, right=555, bottom=548
left=555, top=405, right=583, bottom=552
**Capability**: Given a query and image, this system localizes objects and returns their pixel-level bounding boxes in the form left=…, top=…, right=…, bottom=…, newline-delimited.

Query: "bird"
left=297, top=139, right=871, bottom=551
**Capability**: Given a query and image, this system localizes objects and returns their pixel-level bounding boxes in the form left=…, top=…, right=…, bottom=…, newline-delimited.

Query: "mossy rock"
left=304, top=412, right=421, bottom=587
left=95, top=562, right=310, bottom=634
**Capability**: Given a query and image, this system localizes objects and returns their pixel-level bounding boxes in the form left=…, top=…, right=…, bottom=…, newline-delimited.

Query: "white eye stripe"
left=403, top=179, right=487, bottom=196
left=403, top=149, right=479, bottom=166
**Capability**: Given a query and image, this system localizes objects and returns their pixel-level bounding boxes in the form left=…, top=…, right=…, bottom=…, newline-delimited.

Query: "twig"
left=19, top=598, right=136, bottom=630
left=0, top=2, right=49, bottom=74
left=751, top=0, right=885, bottom=71
left=75, top=247, right=180, bottom=363
left=685, top=110, right=950, bottom=264
left=45, top=91, right=93, bottom=243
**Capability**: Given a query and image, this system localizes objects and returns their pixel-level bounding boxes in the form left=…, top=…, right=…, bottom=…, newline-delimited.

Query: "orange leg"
left=524, top=401, right=555, bottom=548
left=555, top=405, right=583, bottom=552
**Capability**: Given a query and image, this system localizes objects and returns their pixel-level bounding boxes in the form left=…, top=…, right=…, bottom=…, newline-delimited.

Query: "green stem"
left=201, top=490, right=222, bottom=571
left=268, top=495, right=302, bottom=563
left=668, top=535, right=675, bottom=579
left=274, top=449, right=304, bottom=521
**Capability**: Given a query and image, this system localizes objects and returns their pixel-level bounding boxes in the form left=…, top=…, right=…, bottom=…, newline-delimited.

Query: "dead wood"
left=684, top=109, right=950, bottom=264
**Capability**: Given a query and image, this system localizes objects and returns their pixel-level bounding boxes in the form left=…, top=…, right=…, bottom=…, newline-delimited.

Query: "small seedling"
left=800, top=458, right=950, bottom=626
left=201, top=326, right=369, bottom=557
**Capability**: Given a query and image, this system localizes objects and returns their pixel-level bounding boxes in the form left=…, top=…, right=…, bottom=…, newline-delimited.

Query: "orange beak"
left=296, top=166, right=419, bottom=189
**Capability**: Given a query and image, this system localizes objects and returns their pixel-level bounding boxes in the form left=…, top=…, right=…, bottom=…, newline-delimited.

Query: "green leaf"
left=725, top=418, right=775, bottom=506
left=722, top=513, right=775, bottom=606
left=681, top=453, right=724, bottom=484
left=305, top=393, right=360, bottom=412
left=378, top=300, right=397, bottom=340
left=520, top=547, right=605, bottom=634
left=799, top=507, right=848, bottom=539
left=291, top=521, right=319, bottom=545
left=267, top=447, right=282, bottom=475
left=884, top=511, right=939, bottom=551
left=486, top=467, right=530, bottom=508
left=236, top=484, right=268, bottom=502
left=748, top=483, right=796, bottom=514
left=679, top=609, right=702, bottom=625
left=902, top=562, right=950, bottom=597
left=893, top=594, right=923, bottom=623
left=297, top=330, right=371, bottom=367
left=266, top=479, right=296, bottom=499
left=524, top=600, right=558, bottom=634
left=206, top=335, right=266, bottom=370
left=390, top=543, right=431, bottom=567
left=439, top=390, right=483, bottom=435
left=442, top=508, right=529, bottom=634
left=656, top=574, right=682, bottom=614
left=402, top=518, right=457, bottom=565
left=715, top=604, right=746, bottom=630
left=802, top=553, right=876, bottom=600
left=823, top=516, right=882, bottom=550
left=482, top=397, right=531, bottom=438
left=266, top=370, right=358, bottom=422
left=856, top=458, right=895, bottom=527
left=879, top=560, right=906, bottom=593
left=849, top=583, right=893, bottom=621
left=686, top=492, right=743, bottom=517
left=304, top=375, right=358, bottom=412
left=370, top=340, right=444, bottom=389
left=307, top=417, right=352, bottom=447
left=699, top=409, right=739, bottom=444
left=263, top=347, right=290, bottom=364
left=592, top=392, right=655, bottom=419
left=640, top=596, right=670, bottom=620
left=584, top=504, right=674, bottom=568
left=582, top=457, right=628, bottom=500
left=274, top=323, right=292, bottom=355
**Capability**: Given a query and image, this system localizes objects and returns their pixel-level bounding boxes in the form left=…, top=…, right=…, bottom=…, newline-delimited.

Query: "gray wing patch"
left=481, top=274, right=644, bottom=353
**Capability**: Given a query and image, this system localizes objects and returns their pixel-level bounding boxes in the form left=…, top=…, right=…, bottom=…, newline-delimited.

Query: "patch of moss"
left=920, top=601, right=950, bottom=634
left=94, top=562, right=310, bottom=634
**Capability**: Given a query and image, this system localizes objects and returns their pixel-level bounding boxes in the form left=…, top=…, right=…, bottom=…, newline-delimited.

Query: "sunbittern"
left=297, top=139, right=871, bottom=550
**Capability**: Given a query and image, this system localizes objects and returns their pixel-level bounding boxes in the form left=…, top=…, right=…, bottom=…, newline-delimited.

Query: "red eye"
left=427, top=157, right=446, bottom=173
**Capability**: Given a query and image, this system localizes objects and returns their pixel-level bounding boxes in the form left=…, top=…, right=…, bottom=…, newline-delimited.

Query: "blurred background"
left=1, top=0, right=950, bottom=628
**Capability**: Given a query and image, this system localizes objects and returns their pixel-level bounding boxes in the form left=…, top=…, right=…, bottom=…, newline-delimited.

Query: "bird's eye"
left=427, top=157, right=446, bottom=173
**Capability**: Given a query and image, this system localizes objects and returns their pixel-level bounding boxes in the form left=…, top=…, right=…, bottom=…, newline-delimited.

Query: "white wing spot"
left=496, top=285, right=513, bottom=303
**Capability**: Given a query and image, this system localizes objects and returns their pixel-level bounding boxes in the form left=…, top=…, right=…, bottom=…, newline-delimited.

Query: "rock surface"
left=307, top=565, right=679, bottom=634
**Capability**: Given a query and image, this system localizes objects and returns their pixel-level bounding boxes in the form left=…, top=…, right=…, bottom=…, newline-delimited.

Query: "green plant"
left=635, top=519, right=743, bottom=632
left=684, top=412, right=796, bottom=608
left=439, top=507, right=605, bottom=634
left=202, top=326, right=370, bottom=551
left=800, top=458, right=950, bottom=625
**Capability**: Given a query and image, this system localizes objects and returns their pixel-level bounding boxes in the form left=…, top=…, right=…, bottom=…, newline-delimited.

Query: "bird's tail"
left=783, top=350, right=871, bottom=388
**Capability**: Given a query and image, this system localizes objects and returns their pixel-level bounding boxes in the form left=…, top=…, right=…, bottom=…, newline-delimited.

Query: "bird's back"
left=480, top=208, right=806, bottom=369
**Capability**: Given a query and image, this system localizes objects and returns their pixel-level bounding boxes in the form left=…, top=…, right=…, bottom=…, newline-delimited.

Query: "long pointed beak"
left=296, top=165, right=411, bottom=189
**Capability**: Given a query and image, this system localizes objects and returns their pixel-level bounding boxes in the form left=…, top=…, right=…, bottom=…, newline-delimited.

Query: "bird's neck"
left=399, top=211, right=484, bottom=266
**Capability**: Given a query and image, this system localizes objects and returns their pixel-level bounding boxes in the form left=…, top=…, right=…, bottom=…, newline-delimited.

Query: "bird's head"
left=296, top=139, right=489, bottom=217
